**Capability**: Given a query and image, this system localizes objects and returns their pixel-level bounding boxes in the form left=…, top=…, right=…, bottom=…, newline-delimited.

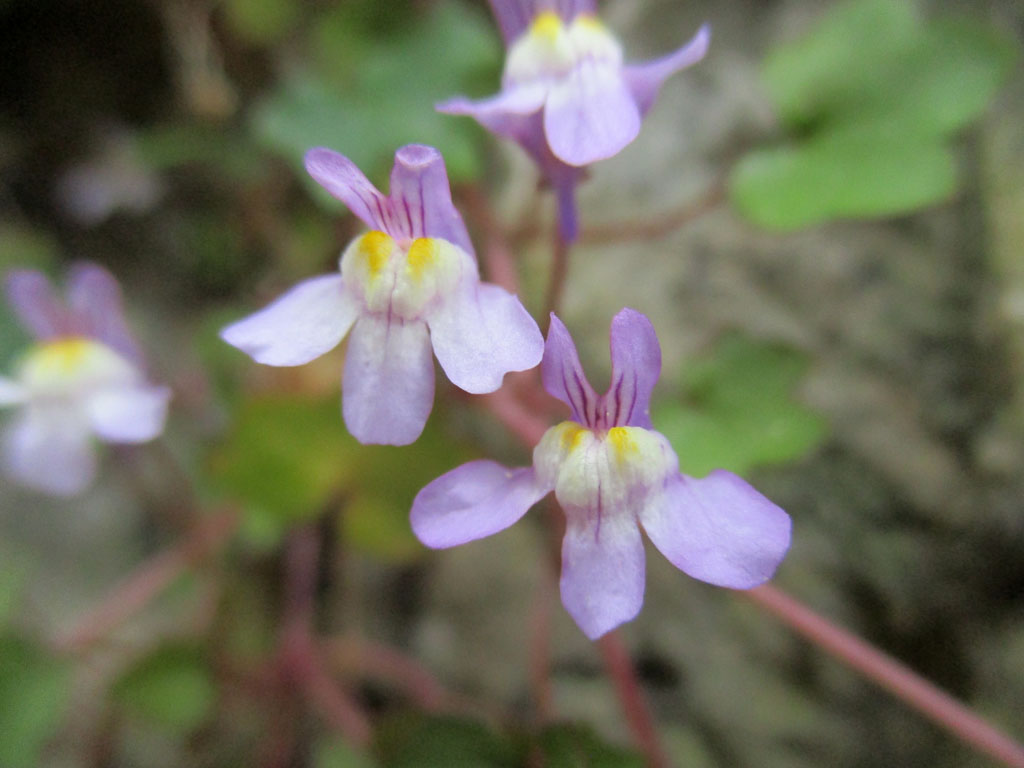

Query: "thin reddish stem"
left=747, top=584, right=1024, bottom=768
left=597, top=631, right=671, bottom=768
left=578, top=180, right=725, bottom=245
left=543, top=232, right=572, bottom=319
left=55, top=509, right=239, bottom=654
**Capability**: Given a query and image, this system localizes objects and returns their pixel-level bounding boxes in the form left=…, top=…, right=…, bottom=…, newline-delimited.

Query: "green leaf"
left=112, top=644, right=216, bottom=732
left=744, top=0, right=1017, bottom=230
left=315, top=736, right=379, bottom=768
left=209, top=394, right=467, bottom=556
left=377, top=713, right=520, bottom=768
left=762, top=0, right=921, bottom=128
left=536, top=723, right=644, bottom=768
left=251, top=0, right=500, bottom=193
left=730, top=127, right=956, bottom=231
left=653, top=335, right=827, bottom=477
left=222, top=0, right=299, bottom=45
left=209, top=395, right=355, bottom=545
left=0, top=636, right=72, bottom=768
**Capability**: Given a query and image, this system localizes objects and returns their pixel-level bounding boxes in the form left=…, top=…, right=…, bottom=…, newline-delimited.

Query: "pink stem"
left=597, top=631, right=671, bottom=768
left=55, top=510, right=239, bottom=654
left=747, top=584, right=1024, bottom=768
left=279, top=525, right=372, bottom=749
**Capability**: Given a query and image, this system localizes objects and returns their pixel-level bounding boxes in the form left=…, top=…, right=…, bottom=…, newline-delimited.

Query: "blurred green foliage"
left=252, top=0, right=500, bottom=197
left=654, top=334, right=827, bottom=477
left=376, top=713, right=520, bottom=768
left=731, top=0, right=1016, bottom=230
left=0, top=636, right=72, bottom=768
left=112, top=644, right=217, bottom=733
left=210, top=394, right=468, bottom=559
left=537, top=723, right=644, bottom=768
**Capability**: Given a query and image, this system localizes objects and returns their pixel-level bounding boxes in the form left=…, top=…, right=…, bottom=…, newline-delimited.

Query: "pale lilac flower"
left=0, top=263, right=171, bottom=496
left=438, top=1, right=710, bottom=240
left=221, top=144, right=543, bottom=446
left=411, top=309, right=791, bottom=640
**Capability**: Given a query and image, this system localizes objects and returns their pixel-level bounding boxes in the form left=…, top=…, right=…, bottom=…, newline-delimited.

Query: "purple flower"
left=438, top=1, right=710, bottom=241
left=221, top=144, right=543, bottom=446
left=411, top=309, right=791, bottom=639
left=0, top=263, right=170, bottom=496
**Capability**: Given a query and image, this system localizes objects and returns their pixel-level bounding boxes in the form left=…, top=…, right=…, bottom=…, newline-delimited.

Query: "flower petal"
left=221, top=274, right=356, bottom=367
left=411, top=460, right=547, bottom=548
left=486, top=0, right=595, bottom=44
left=438, top=83, right=548, bottom=121
left=4, top=270, right=68, bottom=339
left=342, top=315, right=434, bottom=446
left=86, top=384, right=171, bottom=443
left=544, top=60, right=641, bottom=165
left=389, top=144, right=475, bottom=256
left=428, top=283, right=543, bottom=394
left=2, top=410, right=96, bottom=496
left=560, top=504, right=646, bottom=639
left=541, top=313, right=598, bottom=424
left=66, top=262, right=142, bottom=364
left=624, top=24, right=710, bottom=116
left=0, top=377, right=26, bottom=406
left=304, top=147, right=392, bottom=232
left=640, top=471, right=792, bottom=589
left=607, top=308, right=660, bottom=429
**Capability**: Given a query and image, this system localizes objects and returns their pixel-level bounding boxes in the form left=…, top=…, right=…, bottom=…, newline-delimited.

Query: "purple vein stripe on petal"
left=304, top=147, right=392, bottom=234
left=391, top=144, right=474, bottom=256
left=342, top=315, right=435, bottom=446
left=560, top=505, right=646, bottom=639
left=542, top=313, right=596, bottom=424
left=608, top=308, right=660, bottom=429
left=411, top=460, right=547, bottom=548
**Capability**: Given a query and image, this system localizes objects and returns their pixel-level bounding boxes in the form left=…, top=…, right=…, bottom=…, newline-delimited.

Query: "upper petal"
left=66, top=262, right=142, bottom=364
left=411, top=460, right=548, bottom=548
left=389, top=144, right=475, bottom=256
left=2, top=410, right=96, bottom=496
left=4, top=270, right=68, bottom=339
left=543, top=60, right=641, bottom=166
left=220, top=274, right=357, bottom=367
left=560, top=503, right=646, bottom=639
left=86, top=384, right=171, bottom=443
left=304, top=147, right=392, bottom=233
left=623, top=24, right=710, bottom=116
left=541, top=313, right=597, bottom=425
left=438, top=84, right=549, bottom=121
left=607, top=308, right=661, bottom=429
left=342, top=315, right=434, bottom=446
left=428, top=282, right=543, bottom=394
left=640, top=470, right=792, bottom=589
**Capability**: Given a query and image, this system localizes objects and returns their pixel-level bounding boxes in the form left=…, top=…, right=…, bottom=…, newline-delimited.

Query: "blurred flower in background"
left=0, top=263, right=170, bottom=496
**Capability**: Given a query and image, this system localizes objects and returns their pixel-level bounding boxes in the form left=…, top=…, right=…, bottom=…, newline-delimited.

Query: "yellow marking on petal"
left=531, top=11, right=564, bottom=42
left=405, top=238, right=438, bottom=283
left=25, top=337, right=95, bottom=377
left=559, top=422, right=587, bottom=453
left=607, top=426, right=637, bottom=462
left=357, top=230, right=393, bottom=277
